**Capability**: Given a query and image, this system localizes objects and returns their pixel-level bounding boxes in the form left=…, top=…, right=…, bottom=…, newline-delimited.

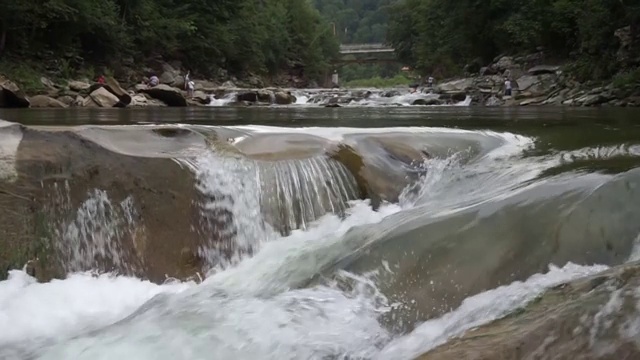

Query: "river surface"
left=1, top=105, right=640, bottom=359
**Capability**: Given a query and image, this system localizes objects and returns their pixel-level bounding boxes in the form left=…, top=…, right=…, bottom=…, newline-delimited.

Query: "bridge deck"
left=339, top=43, right=395, bottom=54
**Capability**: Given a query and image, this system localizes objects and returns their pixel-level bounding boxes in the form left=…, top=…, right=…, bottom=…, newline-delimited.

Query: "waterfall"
left=258, top=156, right=361, bottom=233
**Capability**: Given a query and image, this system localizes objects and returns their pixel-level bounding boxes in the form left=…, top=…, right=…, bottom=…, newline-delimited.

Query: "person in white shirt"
left=187, top=80, right=195, bottom=98
left=504, top=78, right=512, bottom=97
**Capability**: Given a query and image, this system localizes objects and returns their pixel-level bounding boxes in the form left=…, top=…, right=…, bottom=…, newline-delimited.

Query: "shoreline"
left=1, top=65, right=639, bottom=109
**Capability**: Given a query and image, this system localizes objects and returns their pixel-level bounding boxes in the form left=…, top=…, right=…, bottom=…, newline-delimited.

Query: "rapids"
left=206, top=88, right=472, bottom=108
left=1, top=105, right=640, bottom=359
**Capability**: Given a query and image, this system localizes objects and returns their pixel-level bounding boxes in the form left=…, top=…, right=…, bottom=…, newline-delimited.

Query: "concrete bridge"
left=339, top=43, right=395, bottom=55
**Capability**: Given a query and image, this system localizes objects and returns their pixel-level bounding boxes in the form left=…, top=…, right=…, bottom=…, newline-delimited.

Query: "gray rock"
left=527, top=65, right=560, bottom=75
left=191, top=91, right=211, bottom=105
left=86, top=87, right=120, bottom=107
left=519, top=96, right=547, bottom=106
left=0, top=76, right=30, bottom=108
left=29, top=95, right=68, bottom=108
left=68, top=80, right=91, bottom=92
left=412, top=98, right=443, bottom=106
left=274, top=91, right=296, bottom=105
left=142, top=84, right=187, bottom=107
left=437, top=78, right=474, bottom=93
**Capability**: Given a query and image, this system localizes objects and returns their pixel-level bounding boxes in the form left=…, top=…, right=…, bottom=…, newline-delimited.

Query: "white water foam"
left=0, top=270, right=193, bottom=348
left=226, top=125, right=533, bottom=145
left=208, top=92, right=237, bottom=107
left=375, top=262, right=609, bottom=360
left=0, top=201, right=402, bottom=360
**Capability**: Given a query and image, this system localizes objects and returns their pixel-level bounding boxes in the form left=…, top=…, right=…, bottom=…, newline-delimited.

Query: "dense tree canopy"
left=387, top=0, right=640, bottom=79
left=0, top=0, right=339, bottom=80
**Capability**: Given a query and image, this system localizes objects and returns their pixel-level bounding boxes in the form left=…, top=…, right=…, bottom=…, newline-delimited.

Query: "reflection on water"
left=2, top=106, right=640, bottom=130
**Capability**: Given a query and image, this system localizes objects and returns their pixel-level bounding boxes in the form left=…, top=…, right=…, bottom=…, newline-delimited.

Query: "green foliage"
left=0, top=59, right=45, bottom=93
left=613, top=67, right=640, bottom=88
left=344, top=73, right=414, bottom=88
left=0, top=0, right=339, bottom=81
left=387, top=0, right=640, bottom=80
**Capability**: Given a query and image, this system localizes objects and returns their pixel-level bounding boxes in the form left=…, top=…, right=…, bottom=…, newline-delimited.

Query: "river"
left=1, top=103, right=640, bottom=359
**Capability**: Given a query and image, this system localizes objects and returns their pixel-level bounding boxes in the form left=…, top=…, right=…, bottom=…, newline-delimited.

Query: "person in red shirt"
left=97, top=75, right=106, bottom=84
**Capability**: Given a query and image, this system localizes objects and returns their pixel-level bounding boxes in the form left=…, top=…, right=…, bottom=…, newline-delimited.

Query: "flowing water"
left=1, top=101, right=640, bottom=359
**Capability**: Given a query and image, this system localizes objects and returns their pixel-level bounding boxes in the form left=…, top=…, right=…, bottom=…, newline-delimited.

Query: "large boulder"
left=89, top=82, right=130, bottom=108
left=256, top=90, right=273, bottom=103
left=28, top=95, right=68, bottom=108
left=141, top=84, right=187, bottom=107
left=0, top=76, right=30, bottom=108
left=274, top=91, right=296, bottom=105
left=191, top=91, right=211, bottom=105
left=437, top=78, right=474, bottom=93
left=85, top=87, right=120, bottom=107
left=104, top=77, right=131, bottom=107
left=492, top=56, right=516, bottom=73
left=516, top=74, right=556, bottom=97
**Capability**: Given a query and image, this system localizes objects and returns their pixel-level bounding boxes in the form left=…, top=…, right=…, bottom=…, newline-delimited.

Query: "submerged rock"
left=330, top=136, right=429, bottom=208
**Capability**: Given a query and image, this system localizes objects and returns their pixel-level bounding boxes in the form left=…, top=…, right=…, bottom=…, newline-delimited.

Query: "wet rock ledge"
left=416, top=261, right=640, bottom=360
left=0, top=121, right=431, bottom=282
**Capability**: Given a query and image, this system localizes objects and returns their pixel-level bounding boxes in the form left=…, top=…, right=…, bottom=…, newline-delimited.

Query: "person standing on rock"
left=184, top=71, right=191, bottom=90
left=331, top=70, right=339, bottom=88
left=187, top=80, right=195, bottom=98
left=504, top=77, right=513, bottom=97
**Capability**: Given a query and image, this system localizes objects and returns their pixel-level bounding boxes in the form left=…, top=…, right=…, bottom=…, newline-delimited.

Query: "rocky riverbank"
left=424, top=32, right=639, bottom=108
left=1, top=55, right=639, bottom=108
left=432, top=53, right=640, bottom=107
left=0, top=60, right=301, bottom=109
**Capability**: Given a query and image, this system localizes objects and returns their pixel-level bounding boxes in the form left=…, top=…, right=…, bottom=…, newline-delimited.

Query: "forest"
left=387, top=0, right=640, bottom=81
left=0, top=0, right=338, bottom=82
left=1, top=0, right=637, bottom=87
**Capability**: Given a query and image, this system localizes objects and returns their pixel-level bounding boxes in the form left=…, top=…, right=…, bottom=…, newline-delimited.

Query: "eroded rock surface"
left=0, top=124, right=219, bottom=282
left=417, top=262, right=640, bottom=360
